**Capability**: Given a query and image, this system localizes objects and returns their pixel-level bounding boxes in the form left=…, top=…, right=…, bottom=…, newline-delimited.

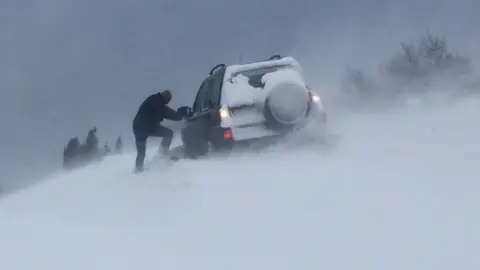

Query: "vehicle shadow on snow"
left=167, top=130, right=342, bottom=163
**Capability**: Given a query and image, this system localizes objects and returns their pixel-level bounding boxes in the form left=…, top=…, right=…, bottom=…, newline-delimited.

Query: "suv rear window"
left=233, top=65, right=292, bottom=88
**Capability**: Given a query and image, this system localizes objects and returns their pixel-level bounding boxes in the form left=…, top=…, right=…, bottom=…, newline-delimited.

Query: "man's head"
left=160, top=89, right=172, bottom=104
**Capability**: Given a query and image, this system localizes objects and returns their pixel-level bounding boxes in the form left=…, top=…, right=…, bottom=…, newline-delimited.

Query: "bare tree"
left=340, top=31, right=475, bottom=109
left=384, top=31, right=473, bottom=92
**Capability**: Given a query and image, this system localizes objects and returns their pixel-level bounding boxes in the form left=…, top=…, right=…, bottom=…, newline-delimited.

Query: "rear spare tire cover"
left=264, top=81, right=310, bottom=128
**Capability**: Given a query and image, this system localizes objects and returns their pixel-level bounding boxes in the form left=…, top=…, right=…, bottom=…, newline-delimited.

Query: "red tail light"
left=223, top=130, right=233, bottom=139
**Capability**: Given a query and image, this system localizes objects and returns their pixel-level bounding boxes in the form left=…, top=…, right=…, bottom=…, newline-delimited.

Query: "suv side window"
left=201, top=78, right=217, bottom=110
left=209, top=69, right=225, bottom=108
left=192, top=79, right=210, bottom=113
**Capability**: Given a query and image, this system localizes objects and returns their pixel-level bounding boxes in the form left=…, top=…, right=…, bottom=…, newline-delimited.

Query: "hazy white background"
left=1, top=0, right=479, bottom=191
left=0, top=1, right=479, bottom=268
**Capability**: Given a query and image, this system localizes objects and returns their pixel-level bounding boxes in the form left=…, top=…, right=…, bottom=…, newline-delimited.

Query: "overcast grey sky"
left=1, top=0, right=479, bottom=190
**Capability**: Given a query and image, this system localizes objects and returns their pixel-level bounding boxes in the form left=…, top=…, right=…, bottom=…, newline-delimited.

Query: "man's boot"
left=134, top=162, right=144, bottom=173
left=160, top=145, right=169, bottom=157
left=160, top=136, right=172, bottom=157
left=134, top=140, right=146, bottom=173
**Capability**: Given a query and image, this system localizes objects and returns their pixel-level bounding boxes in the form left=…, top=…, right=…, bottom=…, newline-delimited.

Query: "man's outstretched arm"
left=161, top=105, right=185, bottom=121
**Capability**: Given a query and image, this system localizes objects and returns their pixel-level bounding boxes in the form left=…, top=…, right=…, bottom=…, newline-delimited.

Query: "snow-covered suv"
left=180, top=55, right=328, bottom=158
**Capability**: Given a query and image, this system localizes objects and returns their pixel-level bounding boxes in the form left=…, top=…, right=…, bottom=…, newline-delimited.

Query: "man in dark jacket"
left=133, top=90, right=188, bottom=172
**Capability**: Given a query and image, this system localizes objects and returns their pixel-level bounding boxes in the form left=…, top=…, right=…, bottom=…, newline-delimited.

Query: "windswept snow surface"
left=1, top=97, right=480, bottom=270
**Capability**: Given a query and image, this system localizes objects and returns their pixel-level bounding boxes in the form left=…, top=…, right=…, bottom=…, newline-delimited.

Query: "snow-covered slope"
left=1, top=97, right=479, bottom=270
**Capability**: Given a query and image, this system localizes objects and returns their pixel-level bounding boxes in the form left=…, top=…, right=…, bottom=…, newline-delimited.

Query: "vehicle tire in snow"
left=263, top=81, right=310, bottom=130
left=181, top=129, right=209, bottom=159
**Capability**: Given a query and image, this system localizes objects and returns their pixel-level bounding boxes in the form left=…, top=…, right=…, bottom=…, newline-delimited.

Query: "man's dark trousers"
left=133, top=124, right=173, bottom=171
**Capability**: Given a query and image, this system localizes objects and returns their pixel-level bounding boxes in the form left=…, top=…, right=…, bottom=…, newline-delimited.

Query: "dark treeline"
left=63, top=126, right=123, bottom=170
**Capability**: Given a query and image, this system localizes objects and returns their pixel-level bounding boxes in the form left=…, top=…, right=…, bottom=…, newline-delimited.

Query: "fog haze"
left=1, top=0, right=479, bottom=190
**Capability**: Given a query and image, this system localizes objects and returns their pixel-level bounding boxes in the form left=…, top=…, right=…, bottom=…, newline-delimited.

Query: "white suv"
left=180, top=55, right=328, bottom=158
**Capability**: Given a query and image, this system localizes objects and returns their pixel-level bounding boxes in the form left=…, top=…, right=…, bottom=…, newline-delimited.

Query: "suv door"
left=189, top=78, right=215, bottom=120
left=181, top=77, right=215, bottom=151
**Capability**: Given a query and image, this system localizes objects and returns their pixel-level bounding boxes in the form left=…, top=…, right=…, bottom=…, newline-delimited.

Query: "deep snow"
left=0, top=97, right=479, bottom=270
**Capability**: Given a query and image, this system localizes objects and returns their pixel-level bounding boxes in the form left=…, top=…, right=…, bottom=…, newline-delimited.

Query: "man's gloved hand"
left=176, top=106, right=191, bottom=117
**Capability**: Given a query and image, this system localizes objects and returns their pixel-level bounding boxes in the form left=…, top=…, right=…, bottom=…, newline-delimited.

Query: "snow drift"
left=0, top=97, right=479, bottom=270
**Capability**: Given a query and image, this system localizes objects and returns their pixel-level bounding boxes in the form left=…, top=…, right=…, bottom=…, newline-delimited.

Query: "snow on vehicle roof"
left=261, top=68, right=306, bottom=91
left=220, top=56, right=307, bottom=107
left=223, top=56, right=303, bottom=80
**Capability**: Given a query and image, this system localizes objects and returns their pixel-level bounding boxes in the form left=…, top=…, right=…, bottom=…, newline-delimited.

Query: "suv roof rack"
left=210, top=64, right=226, bottom=75
left=268, top=54, right=283, bottom=60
